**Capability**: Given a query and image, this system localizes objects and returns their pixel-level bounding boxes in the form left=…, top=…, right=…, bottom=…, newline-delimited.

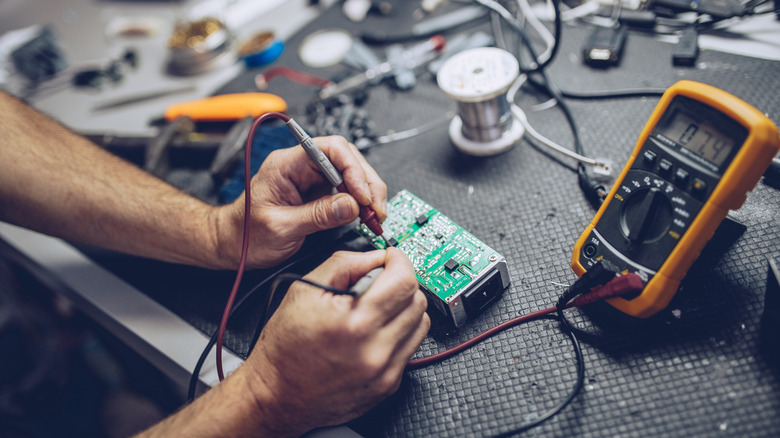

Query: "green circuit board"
left=357, top=189, right=504, bottom=304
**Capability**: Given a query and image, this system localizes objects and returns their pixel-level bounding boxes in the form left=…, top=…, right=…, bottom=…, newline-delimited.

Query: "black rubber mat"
left=80, top=2, right=780, bottom=436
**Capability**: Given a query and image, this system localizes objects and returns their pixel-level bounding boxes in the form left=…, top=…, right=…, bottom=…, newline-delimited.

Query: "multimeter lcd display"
left=658, top=108, right=736, bottom=167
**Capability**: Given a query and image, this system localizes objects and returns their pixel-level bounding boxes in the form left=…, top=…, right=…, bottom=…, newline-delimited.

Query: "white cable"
left=560, top=0, right=602, bottom=22
left=515, top=0, right=555, bottom=63
left=477, top=0, right=555, bottom=67
left=507, top=75, right=612, bottom=174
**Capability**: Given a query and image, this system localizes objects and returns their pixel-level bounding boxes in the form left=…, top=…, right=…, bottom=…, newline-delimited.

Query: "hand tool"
left=163, top=92, right=287, bottom=122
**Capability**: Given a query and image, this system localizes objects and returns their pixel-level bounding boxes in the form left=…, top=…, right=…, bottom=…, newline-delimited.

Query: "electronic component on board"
left=357, top=190, right=510, bottom=327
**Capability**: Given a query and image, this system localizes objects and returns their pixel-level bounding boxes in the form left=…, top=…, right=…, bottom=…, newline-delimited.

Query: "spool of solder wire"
left=436, top=47, right=523, bottom=156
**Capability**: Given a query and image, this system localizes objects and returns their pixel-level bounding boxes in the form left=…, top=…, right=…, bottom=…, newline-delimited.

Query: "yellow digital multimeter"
left=572, top=80, right=780, bottom=318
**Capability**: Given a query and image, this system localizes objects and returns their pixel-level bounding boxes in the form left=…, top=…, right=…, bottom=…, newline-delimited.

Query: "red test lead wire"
left=216, top=112, right=385, bottom=381
left=407, top=273, right=644, bottom=369
left=216, top=111, right=290, bottom=382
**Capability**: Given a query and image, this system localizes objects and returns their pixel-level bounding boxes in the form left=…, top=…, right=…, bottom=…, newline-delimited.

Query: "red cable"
left=214, top=114, right=644, bottom=378
left=216, top=111, right=290, bottom=382
left=255, top=66, right=334, bottom=90
left=407, top=273, right=644, bottom=369
left=407, top=305, right=559, bottom=368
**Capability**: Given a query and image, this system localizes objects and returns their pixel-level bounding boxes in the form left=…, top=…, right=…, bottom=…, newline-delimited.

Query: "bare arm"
left=0, top=90, right=221, bottom=267
left=0, top=91, right=387, bottom=269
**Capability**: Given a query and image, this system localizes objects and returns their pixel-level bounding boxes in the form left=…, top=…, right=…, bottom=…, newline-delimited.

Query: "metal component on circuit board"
left=357, top=190, right=510, bottom=327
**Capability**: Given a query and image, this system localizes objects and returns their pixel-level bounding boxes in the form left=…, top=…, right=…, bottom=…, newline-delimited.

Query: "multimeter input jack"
left=583, top=243, right=598, bottom=258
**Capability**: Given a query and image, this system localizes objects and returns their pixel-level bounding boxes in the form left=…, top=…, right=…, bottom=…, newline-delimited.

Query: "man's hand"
left=241, top=248, right=430, bottom=436
left=137, top=248, right=428, bottom=438
left=214, top=135, right=387, bottom=269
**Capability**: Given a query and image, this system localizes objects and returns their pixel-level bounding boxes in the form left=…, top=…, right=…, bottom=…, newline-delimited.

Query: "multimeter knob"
left=620, top=187, right=673, bottom=245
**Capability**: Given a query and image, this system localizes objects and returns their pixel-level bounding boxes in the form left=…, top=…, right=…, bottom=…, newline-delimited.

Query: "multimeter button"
left=642, top=150, right=657, bottom=164
left=675, top=168, right=690, bottom=185
left=658, top=159, right=673, bottom=175
left=692, top=178, right=707, bottom=195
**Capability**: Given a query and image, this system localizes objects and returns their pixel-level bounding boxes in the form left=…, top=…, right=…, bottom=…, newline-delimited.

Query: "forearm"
left=0, top=91, right=226, bottom=269
left=137, top=367, right=295, bottom=438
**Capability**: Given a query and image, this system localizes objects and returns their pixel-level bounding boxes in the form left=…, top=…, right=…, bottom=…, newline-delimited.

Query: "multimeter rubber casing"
left=572, top=80, right=780, bottom=318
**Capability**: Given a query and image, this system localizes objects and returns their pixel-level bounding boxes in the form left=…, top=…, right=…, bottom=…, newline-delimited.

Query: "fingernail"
left=364, top=183, right=372, bottom=202
left=333, top=197, right=351, bottom=221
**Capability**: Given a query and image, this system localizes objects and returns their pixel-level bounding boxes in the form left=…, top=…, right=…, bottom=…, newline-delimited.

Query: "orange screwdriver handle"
left=164, top=92, right=287, bottom=122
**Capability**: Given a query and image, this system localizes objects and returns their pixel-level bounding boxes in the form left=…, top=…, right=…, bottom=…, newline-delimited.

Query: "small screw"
left=489, top=254, right=498, bottom=262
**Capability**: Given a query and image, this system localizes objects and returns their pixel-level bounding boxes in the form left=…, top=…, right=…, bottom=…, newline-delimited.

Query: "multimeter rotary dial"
left=619, top=186, right=673, bottom=245
left=590, top=168, right=699, bottom=272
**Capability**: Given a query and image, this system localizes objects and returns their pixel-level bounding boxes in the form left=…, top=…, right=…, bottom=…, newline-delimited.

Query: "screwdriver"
left=286, top=118, right=392, bottom=246
left=163, top=92, right=288, bottom=122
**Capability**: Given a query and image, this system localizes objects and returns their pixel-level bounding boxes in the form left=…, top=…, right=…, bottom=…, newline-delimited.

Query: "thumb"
left=285, top=193, right=360, bottom=236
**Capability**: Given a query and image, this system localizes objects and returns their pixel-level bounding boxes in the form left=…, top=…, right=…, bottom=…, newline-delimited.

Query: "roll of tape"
left=239, top=31, right=284, bottom=67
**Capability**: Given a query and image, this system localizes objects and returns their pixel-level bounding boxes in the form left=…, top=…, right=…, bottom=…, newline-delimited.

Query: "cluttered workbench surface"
left=45, top=1, right=780, bottom=436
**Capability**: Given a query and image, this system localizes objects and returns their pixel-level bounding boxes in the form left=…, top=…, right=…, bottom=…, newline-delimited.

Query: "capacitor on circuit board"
left=436, top=47, right=523, bottom=156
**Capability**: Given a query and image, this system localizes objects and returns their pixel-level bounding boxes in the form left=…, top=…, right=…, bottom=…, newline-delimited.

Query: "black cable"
left=493, top=313, right=585, bottom=437
left=186, top=257, right=303, bottom=402
left=260, top=273, right=356, bottom=331
left=478, top=0, right=563, bottom=73
left=529, top=0, right=562, bottom=73
left=548, top=84, right=666, bottom=100
left=186, top=231, right=359, bottom=402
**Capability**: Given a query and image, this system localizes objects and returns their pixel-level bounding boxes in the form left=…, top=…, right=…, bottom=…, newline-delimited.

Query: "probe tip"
left=382, top=233, right=395, bottom=247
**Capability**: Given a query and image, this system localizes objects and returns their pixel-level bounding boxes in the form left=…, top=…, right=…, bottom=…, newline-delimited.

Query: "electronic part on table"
left=572, top=80, right=780, bottom=318
left=357, top=189, right=510, bottom=327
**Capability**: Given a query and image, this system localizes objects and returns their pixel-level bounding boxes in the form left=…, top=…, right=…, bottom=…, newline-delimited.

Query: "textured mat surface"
left=81, top=3, right=780, bottom=437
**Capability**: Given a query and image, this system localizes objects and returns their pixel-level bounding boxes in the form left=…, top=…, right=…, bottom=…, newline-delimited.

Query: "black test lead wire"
left=408, top=270, right=642, bottom=436
left=186, top=231, right=358, bottom=402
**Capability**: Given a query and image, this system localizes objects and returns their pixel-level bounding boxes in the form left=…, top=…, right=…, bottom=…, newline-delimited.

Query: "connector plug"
left=591, top=158, right=614, bottom=177
left=570, top=273, right=644, bottom=307
left=557, top=259, right=620, bottom=310
left=578, top=170, right=608, bottom=208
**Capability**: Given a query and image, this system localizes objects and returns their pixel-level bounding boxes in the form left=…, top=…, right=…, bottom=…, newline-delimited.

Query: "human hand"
left=238, top=248, right=430, bottom=436
left=213, top=135, right=387, bottom=270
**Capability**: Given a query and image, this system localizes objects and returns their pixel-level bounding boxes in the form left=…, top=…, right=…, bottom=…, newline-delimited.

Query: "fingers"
left=301, top=136, right=388, bottom=222
left=260, top=135, right=388, bottom=235
left=357, top=248, right=421, bottom=326
left=299, top=248, right=421, bottom=329
left=303, top=250, right=387, bottom=291
left=274, top=193, right=360, bottom=238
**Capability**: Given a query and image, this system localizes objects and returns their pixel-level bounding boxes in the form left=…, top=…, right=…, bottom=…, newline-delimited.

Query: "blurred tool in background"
left=84, top=91, right=288, bottom=202
left=166, top=16, right=235, bottom=76
left=319, top=34, right=446, bottom=99
left=237, top=30, right=285, bottom=68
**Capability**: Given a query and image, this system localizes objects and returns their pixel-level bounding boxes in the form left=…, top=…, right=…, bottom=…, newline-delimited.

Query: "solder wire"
left=478, top=0, right=608, bottom=207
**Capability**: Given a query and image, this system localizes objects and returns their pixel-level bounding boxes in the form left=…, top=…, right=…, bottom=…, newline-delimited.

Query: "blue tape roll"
left=242, top=39, right=284, bottom=67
